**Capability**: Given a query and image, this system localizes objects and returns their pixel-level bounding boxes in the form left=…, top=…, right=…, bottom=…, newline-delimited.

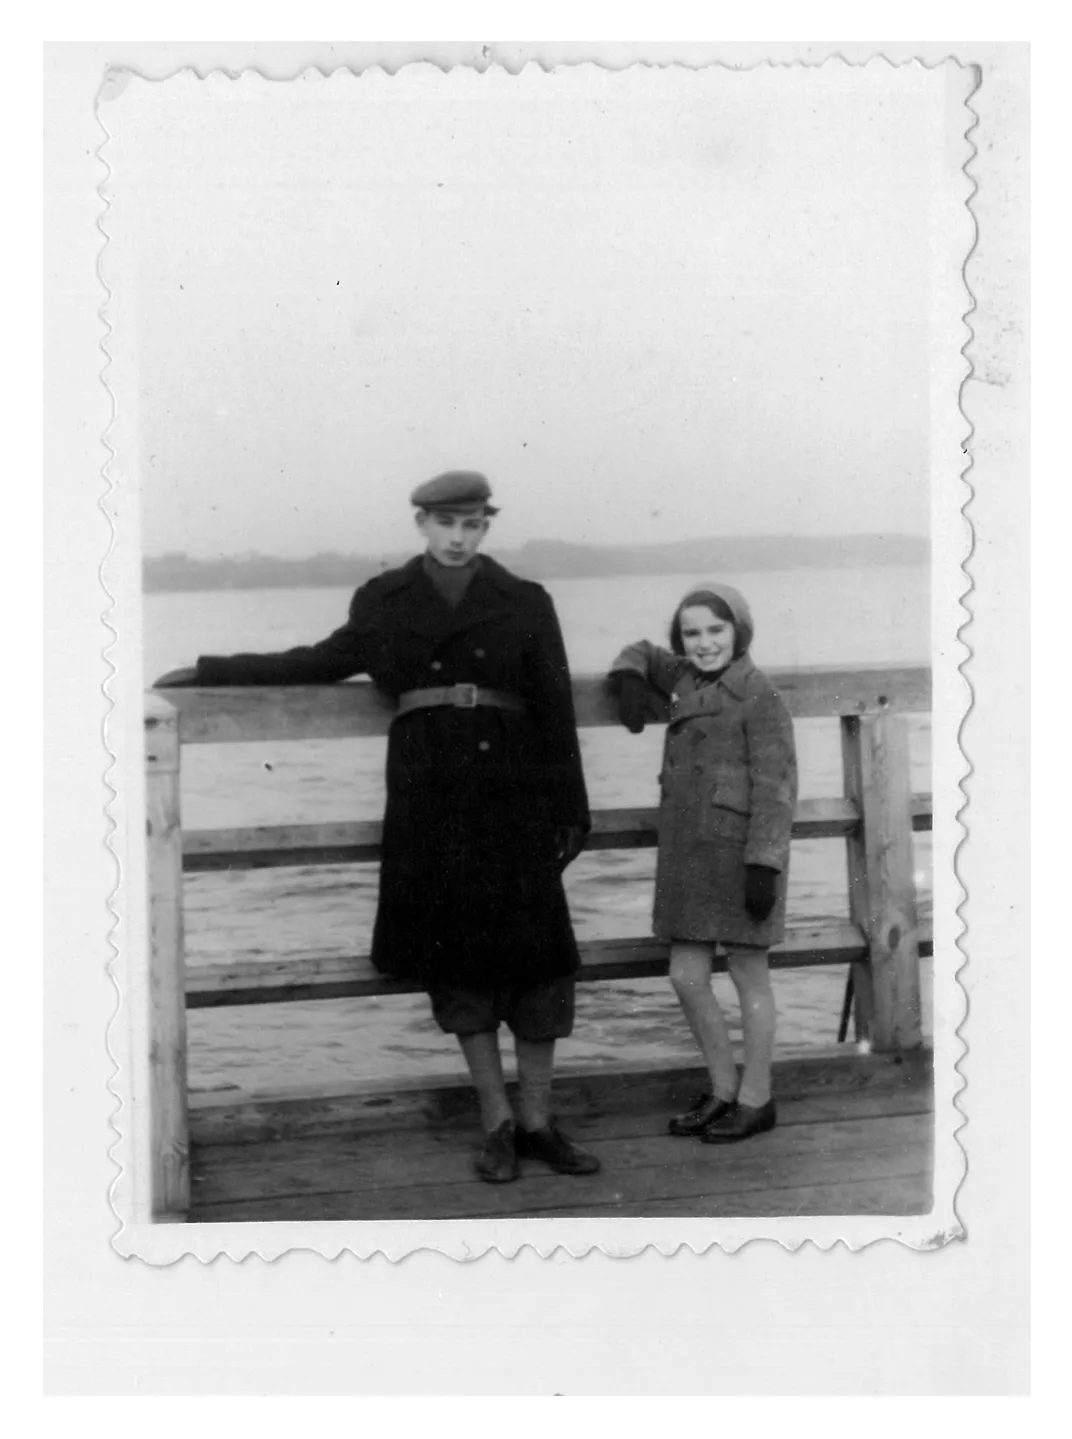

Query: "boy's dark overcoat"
left=610, top=631, right=798, bottom=949
left=194, top=555, right=590, bottom=988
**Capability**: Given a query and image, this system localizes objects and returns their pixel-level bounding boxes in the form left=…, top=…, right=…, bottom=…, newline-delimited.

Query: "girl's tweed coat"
left=610, top=588, right=798, bottom=948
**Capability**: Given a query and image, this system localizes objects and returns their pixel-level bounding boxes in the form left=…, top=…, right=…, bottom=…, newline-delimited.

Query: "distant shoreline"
left=143, top=533, right=928, bottom=593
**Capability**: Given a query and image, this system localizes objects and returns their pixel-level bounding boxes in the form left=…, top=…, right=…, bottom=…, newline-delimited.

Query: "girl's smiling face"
left=679, top=604, right=737, bottom=673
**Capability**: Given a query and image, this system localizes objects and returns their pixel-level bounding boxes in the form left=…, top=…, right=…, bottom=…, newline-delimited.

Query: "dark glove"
left=153, top=665, right=199, bottom=688
left=615, top=671, right=658, bottom=734
left=553, top=825, right=587, bottom=871
left=744, top=865, right=779, bottom=922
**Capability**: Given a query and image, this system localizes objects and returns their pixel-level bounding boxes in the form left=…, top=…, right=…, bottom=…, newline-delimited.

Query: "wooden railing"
left=144, top=664, right=931, bottom=1220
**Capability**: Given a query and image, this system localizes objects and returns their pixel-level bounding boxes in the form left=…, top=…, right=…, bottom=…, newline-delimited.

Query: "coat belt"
left=395, top=684, right=528, bottom=717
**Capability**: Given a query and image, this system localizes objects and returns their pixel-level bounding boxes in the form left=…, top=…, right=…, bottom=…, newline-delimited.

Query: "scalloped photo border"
left=97, top=52, right=976, bottom=1263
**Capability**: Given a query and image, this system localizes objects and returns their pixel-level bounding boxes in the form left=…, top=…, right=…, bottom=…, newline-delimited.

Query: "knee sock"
left=515, top=1038, right=555, bottom=1130
left=458, top=1031, right=513, bottom=1132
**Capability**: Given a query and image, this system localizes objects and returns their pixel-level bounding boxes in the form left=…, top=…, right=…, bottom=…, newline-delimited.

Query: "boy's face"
left=679, top=604, right=737, bottom=673
left=415, top=507, right=490, bottom=566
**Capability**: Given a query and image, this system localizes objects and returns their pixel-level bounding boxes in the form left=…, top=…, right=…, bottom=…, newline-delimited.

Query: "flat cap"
left=410, top=470, right=499, bottom=515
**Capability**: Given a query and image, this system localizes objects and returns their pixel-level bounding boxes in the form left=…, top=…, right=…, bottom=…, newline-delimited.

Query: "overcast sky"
left=106, top=63, right=965, bottom=559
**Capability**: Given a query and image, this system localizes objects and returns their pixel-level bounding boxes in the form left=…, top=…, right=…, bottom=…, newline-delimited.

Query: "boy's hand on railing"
left=614, top=671, right=659, bottom=734
left=153, top=666, right=199, bottom=688
left=744, top=865, right=778, bottom=921
left=553, top=825, right=587, bottom=870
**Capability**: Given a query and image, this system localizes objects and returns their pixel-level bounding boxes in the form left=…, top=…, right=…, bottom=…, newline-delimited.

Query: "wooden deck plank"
left=189, top=1047, right=934, bottom=1145
left=189, top=1122, right=931, bottom=1222
left=192, top=1080, right=934, bottom=1165
left=191, top=1111, right=929, bottom=1209
left=189, top=1092, right=932, bottom=1220
left=523, top=1172, right=934, bottom=1218
left=190, top=1086, right=934, bottom=1204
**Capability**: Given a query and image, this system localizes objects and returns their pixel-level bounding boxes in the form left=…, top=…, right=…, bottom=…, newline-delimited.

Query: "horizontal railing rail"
left=182, top=794, right=933, bottom=872
left=186, top=923, right=935, bottom=1010
left=161, top=663, right=931, bottom=744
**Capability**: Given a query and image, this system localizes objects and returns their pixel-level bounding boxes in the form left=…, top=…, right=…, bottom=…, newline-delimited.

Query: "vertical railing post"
left=144, top=693, right=189, bottom=1220
left=840, top=711, right=922, bottom=1052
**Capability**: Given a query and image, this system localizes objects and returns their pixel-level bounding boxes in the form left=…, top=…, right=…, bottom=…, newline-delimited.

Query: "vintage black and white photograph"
left=101, top=60, right=972, bottom=1253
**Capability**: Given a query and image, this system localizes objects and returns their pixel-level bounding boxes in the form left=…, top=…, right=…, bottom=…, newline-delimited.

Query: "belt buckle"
left=453, top=684, right=478, bottom=708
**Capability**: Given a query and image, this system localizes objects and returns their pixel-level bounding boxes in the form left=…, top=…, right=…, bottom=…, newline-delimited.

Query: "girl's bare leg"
left=669, top=942, right=740, bottom=1102
left=726, top=947, right=776, bottom=1108
left=458, top=1031, right=514, bottom=1131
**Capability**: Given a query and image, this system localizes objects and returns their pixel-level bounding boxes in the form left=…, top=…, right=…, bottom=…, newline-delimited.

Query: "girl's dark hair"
left=669, top=592, right=740, bottom=657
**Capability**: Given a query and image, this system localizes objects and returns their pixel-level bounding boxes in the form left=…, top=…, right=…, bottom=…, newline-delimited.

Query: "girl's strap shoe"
left=668, top=1093, right=736, bottom=1136
left=699, top=1099, right=777, bottom=1144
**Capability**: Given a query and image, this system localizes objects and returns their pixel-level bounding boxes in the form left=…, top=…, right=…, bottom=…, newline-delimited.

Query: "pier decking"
left=145, top=664, right=933, bottom=1224
left=188, top=1053, right=933, bottom=1222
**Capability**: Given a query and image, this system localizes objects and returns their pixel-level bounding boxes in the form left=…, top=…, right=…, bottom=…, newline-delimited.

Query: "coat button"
left=478, top=740, right=490, bottom=752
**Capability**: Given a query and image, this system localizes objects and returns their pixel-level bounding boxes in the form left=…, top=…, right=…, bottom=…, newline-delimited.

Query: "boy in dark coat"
left=156, top=471, right=600, bottom=1183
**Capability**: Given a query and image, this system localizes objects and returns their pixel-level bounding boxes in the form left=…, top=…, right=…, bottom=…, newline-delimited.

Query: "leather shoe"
left=699, top=1099, right=777, bottom=1144
left=515, top=1123, right=601, bottom=1175
left=474, top=1120, right=520, bottom=1183
left=668, top=1093, right=736, bottom=1137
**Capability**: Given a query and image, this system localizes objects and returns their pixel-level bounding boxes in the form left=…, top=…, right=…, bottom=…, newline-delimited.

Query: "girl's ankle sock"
left=711, top=1059, right=740, bottom=1104
left=736, top=1084, right=772, bottom=1109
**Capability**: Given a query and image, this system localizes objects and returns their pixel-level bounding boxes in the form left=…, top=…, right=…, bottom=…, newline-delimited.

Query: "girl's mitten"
left=744, top=864, right=778, bottom=921
left=615, top=672, right=657, bottom=734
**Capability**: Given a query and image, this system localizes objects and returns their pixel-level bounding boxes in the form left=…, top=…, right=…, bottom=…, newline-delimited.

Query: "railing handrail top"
left=146, top=662, right=932, bottom=743
left=149, top=659, right=930, bottom=694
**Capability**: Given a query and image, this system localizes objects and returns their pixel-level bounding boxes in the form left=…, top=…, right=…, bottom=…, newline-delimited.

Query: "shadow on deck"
left=188, top=1049, right=934, bottom=1222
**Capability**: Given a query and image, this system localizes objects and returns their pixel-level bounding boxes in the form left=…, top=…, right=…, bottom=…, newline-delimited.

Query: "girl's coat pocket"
left=702, top=764, right=752, bottom=842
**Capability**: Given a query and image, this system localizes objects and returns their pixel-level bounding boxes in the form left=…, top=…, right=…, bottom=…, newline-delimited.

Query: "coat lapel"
left=440, top=564, right=515, bottom=637
left=384, top=555, right=515, bottom=642
left=720, top=654, right=755, bottom=699
left=668, top=655, right=755, bottom=725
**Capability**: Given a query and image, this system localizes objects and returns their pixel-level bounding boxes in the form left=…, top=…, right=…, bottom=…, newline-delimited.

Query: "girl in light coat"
left=609, top=584, right=797, bottom=1142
